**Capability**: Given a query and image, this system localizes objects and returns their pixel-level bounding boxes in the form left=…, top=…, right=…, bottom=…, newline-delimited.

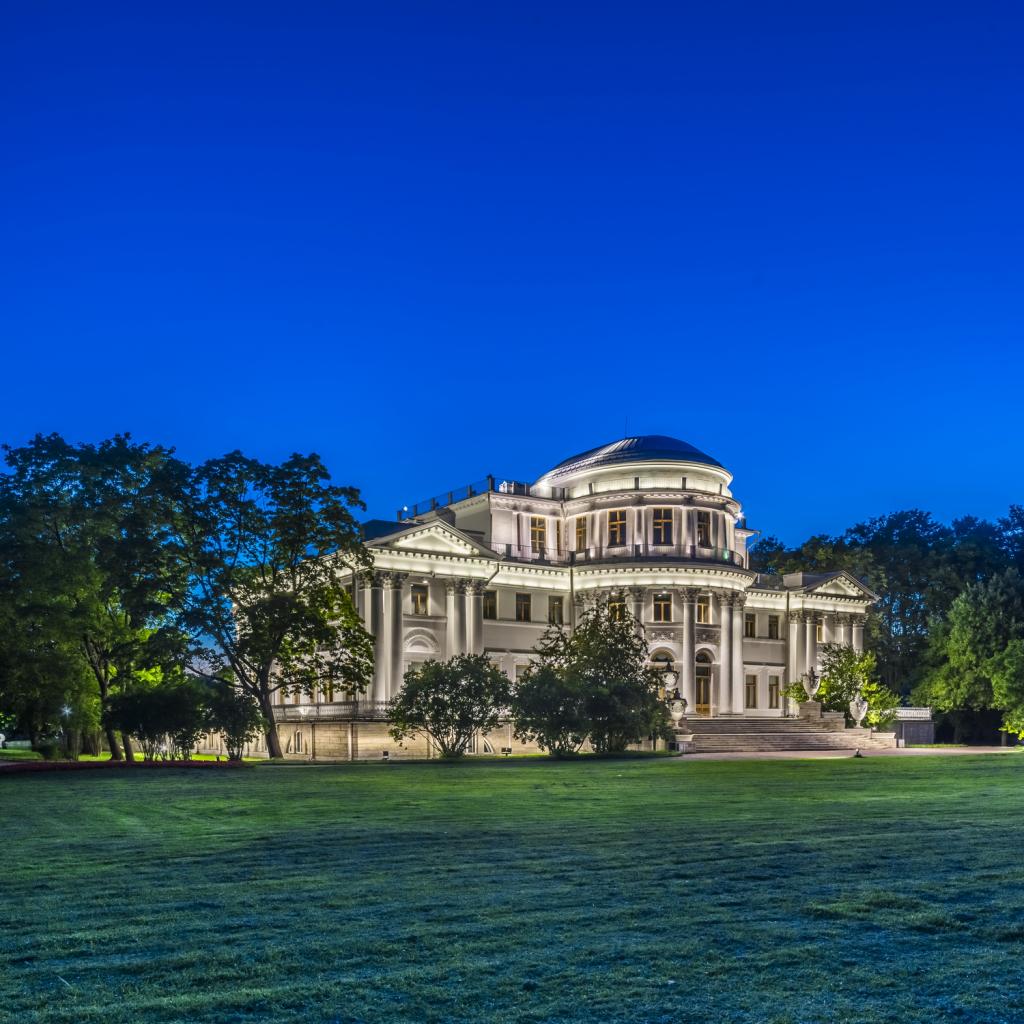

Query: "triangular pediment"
left=370, top=521, right=496, bottom=559
left=804, top=571, right=878, bottom=601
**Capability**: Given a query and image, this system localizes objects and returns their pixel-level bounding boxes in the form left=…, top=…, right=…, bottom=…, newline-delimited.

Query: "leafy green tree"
left=915, top=569, right=1024, bottom=736
left=205, top=682, right=266, bottom=761
left=810, top=644, right=899, bottom=727
left=0, top=434, right=187, bottom=760
left=515, top=604, right=670, bottom=755
left=511, top=664, right=589, bottom=757
left=388, top=654, right=512, bottom=758
left=174, top=452, right=373, bottom=759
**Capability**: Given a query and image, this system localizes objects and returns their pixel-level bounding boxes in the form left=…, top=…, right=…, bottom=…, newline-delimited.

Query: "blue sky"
left=2, top=2, right=1022, bottom=542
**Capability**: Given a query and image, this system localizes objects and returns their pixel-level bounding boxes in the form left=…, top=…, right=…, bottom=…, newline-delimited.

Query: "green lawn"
left=3, top=756, right=1024, bottom=1023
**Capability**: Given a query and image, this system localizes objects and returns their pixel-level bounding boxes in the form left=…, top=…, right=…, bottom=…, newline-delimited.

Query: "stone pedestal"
left=797, top=700, right=823, bottom=720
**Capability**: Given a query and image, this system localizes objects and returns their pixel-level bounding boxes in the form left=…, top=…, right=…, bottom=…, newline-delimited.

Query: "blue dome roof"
left=538, top=435, right=723, bottom=482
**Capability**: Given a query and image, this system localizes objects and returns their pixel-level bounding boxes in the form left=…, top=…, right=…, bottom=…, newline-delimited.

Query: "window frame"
left=530, top=516, right=547, bottom=554
left=515, top=592, right=532, bottom=622
left=745, top=674, right=758, bottom=709
left=483, top=590, right=497, bottom=620
left=696, top=595, right=710, bottom=624
left=608, top=509, right=627, bottom=546
left=767, top=614, right=779, bottom=640
left=653, top=592, right=672, bottom=623
left=548, top=596, right=564, bottom=625
left=744, top=612, right=756, bottom=638
left=768, top=675, right=780, bottom=709
left=696, top=509, right=711, bottom=547
left=652, top=508, right=673, bottom=546
left=411, top=585, right=429, bottom=616
left=608, top=597, right=627, bottom=622
left=575, top=516, right=587, bottom=552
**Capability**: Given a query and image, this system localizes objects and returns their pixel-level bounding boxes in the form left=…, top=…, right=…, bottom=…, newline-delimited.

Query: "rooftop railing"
left=274, top=701, right=390, bottom=722
left=494, top=543, right=747, bottom=568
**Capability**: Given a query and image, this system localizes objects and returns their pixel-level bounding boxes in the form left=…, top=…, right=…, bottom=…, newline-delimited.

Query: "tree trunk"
left=105, top=723, right=124, bottom=761
left=260, top=693, right=284, bottom=758
left=122, top=733, right=136, bottom=762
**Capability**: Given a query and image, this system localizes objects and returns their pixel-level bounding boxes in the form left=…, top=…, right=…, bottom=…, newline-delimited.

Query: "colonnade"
left=364, top=572, right=485, bottom=701
left=786, top=610, right=866, bottom=686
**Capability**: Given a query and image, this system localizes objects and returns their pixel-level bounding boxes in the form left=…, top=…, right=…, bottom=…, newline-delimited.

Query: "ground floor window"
left=745, top=674, right=758, bottom=709
left=768, top=615, right=779, bottom=639
left=608, top=597, right=626, bottom=621
left=483, top=590, right=497, bottom=619
left=549, top=596, right=564, bottom=625
left=744, top=613, right=756, bottom=638
left=411, top=584, right=429, bottom=615
left=768, top=675, right=780, bottom=709
left=515, top=593, right=532, bottom=622
left=696, top=595, right=710, bottom=624
left=653, top=593, right=671, bottom=622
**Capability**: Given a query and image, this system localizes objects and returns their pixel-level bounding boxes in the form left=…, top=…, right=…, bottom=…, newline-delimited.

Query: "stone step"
left=683, top=719, right=845, bottom=733
left=682, top=730, right=895, bottom=753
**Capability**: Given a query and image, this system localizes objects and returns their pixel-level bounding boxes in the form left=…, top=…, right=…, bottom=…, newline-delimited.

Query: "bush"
left=205, top=683, right=265, bottom=761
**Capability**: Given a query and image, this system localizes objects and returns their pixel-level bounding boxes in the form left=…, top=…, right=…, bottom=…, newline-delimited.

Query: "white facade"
left=348, top=435, right=877, bottom=719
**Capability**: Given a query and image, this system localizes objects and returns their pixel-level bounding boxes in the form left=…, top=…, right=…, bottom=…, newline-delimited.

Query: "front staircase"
left=676, top=714, right=897, bottom=754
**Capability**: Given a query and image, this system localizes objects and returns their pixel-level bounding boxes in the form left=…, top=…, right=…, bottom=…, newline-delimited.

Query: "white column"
left=788, top=611, right=803, bottom=685
left=804, top=612, right=816, bottom=677
left=371, top=574, right=387, bottom=702
left=732, top=596, right=746, bottom=714
left=681, top=589, right=696, bottom=712
left=852, top=616, right=865, bottom=653
left=719, top=593, right=732, bottom=715
left=466, top=581, right=484, bottom=654
left=445, top=581, right=459, bottom=658
left=388, top=574, right=405, bottom=697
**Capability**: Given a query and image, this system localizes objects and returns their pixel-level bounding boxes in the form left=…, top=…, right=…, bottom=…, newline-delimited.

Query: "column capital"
left=385, top=571, right=407, bottom=590
left=787, top=610, right=803, bottom=625
left=466, top=579, right=486, bottom=595
left=628, top=586, right=646, bottom=601
left=680, top=586, right=700, bottom=602
left=732, top=592, right=747, bottom=609
left=802, top=610, right=817, bottom=624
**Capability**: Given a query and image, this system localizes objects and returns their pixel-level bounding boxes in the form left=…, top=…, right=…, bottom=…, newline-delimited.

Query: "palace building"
left=216, top=435, right=879, bottom=759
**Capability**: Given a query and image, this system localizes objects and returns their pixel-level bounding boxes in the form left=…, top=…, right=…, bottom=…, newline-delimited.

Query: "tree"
left=511, top=664, right=589, bottom=757
left=808, top=643, right=899, bottom=727
left=206, top=681, right=266, bottom=761
left=514, top=603, right=670, bottom=755
left=388, top=654, right=512, bottom=758
left=0, top=434, right=187, bottom=760
left=915, top=569, right=1024, bottom=737
left=174, top=452, right=374, bottom=758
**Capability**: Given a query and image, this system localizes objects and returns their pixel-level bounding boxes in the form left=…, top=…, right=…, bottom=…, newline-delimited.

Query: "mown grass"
left=3, top=755, right=1024, bottom=1023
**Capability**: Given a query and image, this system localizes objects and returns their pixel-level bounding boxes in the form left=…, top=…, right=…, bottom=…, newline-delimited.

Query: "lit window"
left=696, top=595, right=710, bottom=624
left=768, top=676, right=780, bottom=709
left=549, top=596, right=564, bottom=625
left=653, top=593, right=672, bottom=622
left=608, top=597, right=627, bottom=622
left=697, top=510, right=711, bottom=546
left=815, top=621, right=824, bottom=643
left=515, top=593, right=531, bottom=622
left=531, top=517, right=546, bottom=553
left=745, top=675, right=758, bottom=709
left=608, top=510, right=627, bottom=546
left=411, top=585, right=429, bottom=615
left=744, top=613, right=756, bottom=638
left=652, top=508, right=673, bottom=545
left=483, top=590, right=497, bottom=620
left=575, top=516, right=587, bottom=552
left=767, top=615, right=779, bottom=640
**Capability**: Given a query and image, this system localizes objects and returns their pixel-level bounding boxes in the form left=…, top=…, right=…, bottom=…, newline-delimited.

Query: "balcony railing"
left=493, top=543, right=747, bottom=568
left=274, top=701, right=390, bottom=722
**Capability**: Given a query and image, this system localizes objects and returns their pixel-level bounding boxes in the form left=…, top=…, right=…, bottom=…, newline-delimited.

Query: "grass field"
left=4, top=755, right=1024, bottom=1024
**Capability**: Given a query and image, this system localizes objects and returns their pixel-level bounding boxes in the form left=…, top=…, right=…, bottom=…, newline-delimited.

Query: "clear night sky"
left=3, top=3, right=1022, bottom=543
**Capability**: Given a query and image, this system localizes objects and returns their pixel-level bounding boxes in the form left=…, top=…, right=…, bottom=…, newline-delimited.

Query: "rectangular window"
left=515, top=593, right=531, bottom=622
left=652, top=508, right=673, bottom=545
left=608, top=597, right=627, bottom=622
left=696, top=595, right=710, bottom=624
left=768, top=676, right=780, bottom=709
left=530, top=516, right=546, bottom=553
left=745, top=674, right=758, bottom=709
left=815, top=621, right=824, bottom=643
left=548, top=596, right=564, bottom=625
left=697, top=510, right=711, bottom=546
left=411, top=585, right=429, bottom=615
left=767, top=615, right=779, bottom=640
left=575, top=516, right=587, bottom=552
left=483, top=590, right=497, bottom=620
left=653, top=593, right=672, bottom=622
left=608, top=509, right=627, bottom=546
left=744, top=612, right=756, bottom=638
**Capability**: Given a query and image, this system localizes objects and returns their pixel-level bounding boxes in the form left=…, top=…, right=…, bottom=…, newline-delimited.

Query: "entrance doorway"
left=695, top=652, right=712, bottom=715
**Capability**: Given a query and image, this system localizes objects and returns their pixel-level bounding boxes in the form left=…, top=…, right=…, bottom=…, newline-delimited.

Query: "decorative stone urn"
left=668, top=699, right=686, bottom=727
left=803, top=668, right=822, bottom=699
left=849, top=691, right=869, bottom=728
